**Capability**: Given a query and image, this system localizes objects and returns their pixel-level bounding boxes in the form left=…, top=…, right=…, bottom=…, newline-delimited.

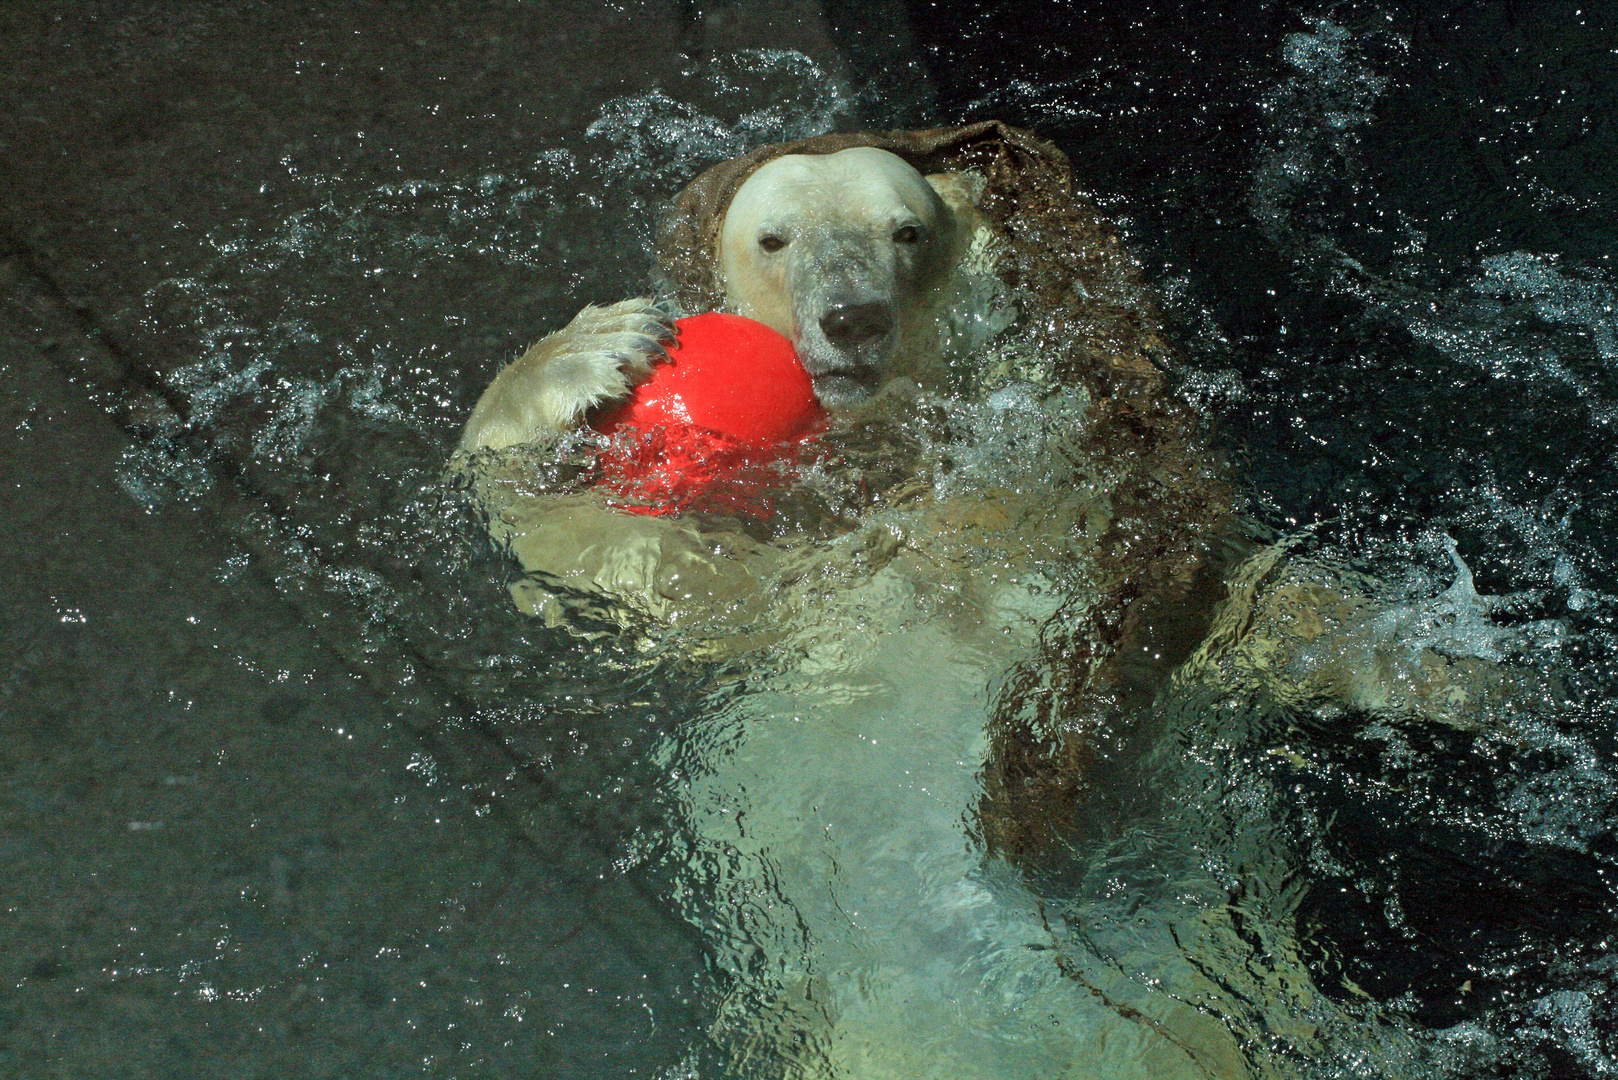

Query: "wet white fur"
left=717, top=148, right=967, bottom=398
left=460, top=298, right=674, bottom=453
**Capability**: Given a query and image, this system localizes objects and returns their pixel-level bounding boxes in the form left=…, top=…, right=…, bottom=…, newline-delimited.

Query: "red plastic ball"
left=596, top=312, right=823, bottom=443
left=593, top=313, right=826, bottom=516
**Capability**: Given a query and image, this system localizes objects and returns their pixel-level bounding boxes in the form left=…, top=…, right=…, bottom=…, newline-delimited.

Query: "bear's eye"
left=758, top=234, right=787, bottom=253
left=892, top=225, right=921, bottom=245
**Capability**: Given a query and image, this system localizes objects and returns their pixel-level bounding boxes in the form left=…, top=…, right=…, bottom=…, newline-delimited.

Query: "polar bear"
left=453, top=135, right=1269, bottom=1079
left=459, top=146, right=994, bottom=454
left=454, top=128, right=1537, bottom=1079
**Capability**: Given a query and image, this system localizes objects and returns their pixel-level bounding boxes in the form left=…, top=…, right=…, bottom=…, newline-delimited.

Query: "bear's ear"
left=925, top=170, right=987, bottom=211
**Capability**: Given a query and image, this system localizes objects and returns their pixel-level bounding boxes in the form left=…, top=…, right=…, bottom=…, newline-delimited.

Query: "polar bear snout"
left=819, top=300, right=894, bottom=348
left=810, top=297, right=896, bottom=404
left=796, top=295, right=896, bottom=405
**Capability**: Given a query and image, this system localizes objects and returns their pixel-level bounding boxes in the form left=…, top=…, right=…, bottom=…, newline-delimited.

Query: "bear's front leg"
left=460, top=298, right=675, bottom=453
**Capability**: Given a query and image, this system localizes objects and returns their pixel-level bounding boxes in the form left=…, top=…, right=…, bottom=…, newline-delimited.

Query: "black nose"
left=819, top=301, right=894, bottom=348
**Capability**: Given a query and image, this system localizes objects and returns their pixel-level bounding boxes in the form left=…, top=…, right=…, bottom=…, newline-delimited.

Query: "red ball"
left=593, top=313, right=826, bottom=516
left=596, top=312, right=823, bottom=443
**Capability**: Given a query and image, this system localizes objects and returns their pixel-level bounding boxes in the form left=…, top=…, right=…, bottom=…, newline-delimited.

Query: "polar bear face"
left=718, top=147, right=960, bottom=406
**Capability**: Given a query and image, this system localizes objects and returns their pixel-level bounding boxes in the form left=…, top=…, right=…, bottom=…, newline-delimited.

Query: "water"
left=5, top=2, right=1617, bottom=1077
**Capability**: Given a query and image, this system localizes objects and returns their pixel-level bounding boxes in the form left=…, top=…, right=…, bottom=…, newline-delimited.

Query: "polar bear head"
left=717, top=147, right=965, bottom=407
